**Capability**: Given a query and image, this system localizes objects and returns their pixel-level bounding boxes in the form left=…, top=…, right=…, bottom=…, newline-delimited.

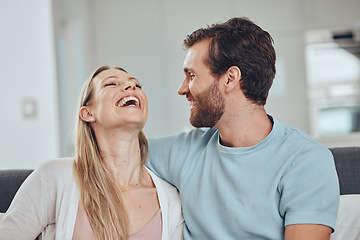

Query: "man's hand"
left=285, top=224, right=332, bottom=240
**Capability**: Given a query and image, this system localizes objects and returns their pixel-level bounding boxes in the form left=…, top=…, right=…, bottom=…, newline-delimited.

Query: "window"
left=305, top=29, right=360, bottom=138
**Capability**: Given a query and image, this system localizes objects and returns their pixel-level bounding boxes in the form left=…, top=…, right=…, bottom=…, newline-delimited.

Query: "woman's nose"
left=124, top=81, right=136, bottom=91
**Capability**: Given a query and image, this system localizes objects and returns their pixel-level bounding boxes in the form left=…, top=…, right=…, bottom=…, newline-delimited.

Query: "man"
left=147, top=17, right=339, bottom=240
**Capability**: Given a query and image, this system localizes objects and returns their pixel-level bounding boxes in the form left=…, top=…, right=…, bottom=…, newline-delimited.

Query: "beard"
left=190, top=80, right=225, bottom=128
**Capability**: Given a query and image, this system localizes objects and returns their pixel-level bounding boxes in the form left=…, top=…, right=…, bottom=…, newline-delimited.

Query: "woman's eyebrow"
left=101, top=75, right=117, bottom=82
left=129, top=77, right=141, bottom=83
left=100, top=76, right=140, bottom=85
left=129, top=76, right=137, bottom=81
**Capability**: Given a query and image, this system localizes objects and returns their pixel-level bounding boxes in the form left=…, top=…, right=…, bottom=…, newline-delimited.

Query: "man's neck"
left=216, top=107, right=273, bottom=148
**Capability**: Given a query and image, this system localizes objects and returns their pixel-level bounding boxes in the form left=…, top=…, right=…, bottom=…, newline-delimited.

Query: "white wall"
left=0, top=0, right=59, bottom=169
left=90, top=0, right=360, bottom=139
left=1, top=0, right=359, bottom=169
left=52, top=0, right=97, bottom=157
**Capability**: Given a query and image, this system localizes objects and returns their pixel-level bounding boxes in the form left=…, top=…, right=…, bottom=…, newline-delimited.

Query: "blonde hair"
left=73, top=66, right=148, bottom=239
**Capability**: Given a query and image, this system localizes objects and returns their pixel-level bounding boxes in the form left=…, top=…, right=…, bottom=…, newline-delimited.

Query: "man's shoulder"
left=184, top=127, right=218, bottom=141
left=275, top=119, right=321, bottom=144
left=147, top=168, right=182, bottom=204
left=149, top=127, right=218, bottom=146
left=273, top=119, right=331, bottom=158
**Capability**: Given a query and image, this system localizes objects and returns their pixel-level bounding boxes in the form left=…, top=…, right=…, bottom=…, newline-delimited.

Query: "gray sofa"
left=0, top=147, right=359, bottom=237
left=0, top=169, right=33, bottom=213
left=331, top=147, right=360, bottom=195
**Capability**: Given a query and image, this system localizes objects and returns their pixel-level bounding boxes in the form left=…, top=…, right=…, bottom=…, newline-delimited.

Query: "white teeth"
left=189, top=101, right=196, bottom=107
left=118, top=96, right=140, bottom=107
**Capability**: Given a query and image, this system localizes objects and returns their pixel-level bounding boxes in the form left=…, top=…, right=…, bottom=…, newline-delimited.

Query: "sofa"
left=0, top=147, right=359, bottom=238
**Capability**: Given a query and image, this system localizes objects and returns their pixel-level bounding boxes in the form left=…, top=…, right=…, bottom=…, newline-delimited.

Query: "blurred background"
left=1, top=0, right=359, bottom=169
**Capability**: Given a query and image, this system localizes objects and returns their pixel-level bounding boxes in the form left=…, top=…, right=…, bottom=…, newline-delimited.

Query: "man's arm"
left=147, top=134, right=185, bottom=184
left=285, top=224, right=332, bottom=240
left=279, top=145, right=339, bottom=236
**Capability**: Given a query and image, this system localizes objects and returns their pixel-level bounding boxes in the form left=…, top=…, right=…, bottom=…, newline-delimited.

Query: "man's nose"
left=178, top=79, right=189, bottom=95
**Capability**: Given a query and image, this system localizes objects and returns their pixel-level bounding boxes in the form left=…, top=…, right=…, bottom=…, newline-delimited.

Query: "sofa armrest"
left=0, top=169, right=33, bottom=213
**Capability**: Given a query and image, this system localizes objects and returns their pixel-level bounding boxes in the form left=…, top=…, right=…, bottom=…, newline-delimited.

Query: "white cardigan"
left=0, top=159, right=184, bottom=240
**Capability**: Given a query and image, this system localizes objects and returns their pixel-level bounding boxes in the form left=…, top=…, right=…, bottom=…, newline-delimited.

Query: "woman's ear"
left=224, top=66, right=241, bottom=94
left=79, top=106, right=95, bottom=122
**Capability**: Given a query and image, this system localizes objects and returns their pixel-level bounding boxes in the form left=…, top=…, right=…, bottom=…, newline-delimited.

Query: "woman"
left=0, top=66, right=184, bottom=240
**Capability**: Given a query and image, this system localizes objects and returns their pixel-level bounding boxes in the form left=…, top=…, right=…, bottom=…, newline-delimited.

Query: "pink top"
left=72, top=205, right=162, bottom=240
left=129, top=209, right=162, bottom=240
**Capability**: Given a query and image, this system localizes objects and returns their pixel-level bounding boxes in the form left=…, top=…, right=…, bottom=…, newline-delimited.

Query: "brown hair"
left=184, top=17, right=276, bottom=105
left=73, top=66, right=148, bottom=239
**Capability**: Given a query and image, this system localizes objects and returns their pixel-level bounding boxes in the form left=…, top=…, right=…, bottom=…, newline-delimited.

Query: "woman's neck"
left=96, top=129, right=143, bottom=188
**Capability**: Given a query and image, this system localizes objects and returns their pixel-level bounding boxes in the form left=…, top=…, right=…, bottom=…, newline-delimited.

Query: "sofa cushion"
left=331, top=194, right=360, bottom=240
left=0, top=212, right=4, bottom=222
left=330, top=147, right=360, bottom=195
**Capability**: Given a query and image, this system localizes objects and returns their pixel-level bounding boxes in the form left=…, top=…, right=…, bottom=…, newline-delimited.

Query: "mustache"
left=186, top=92, right=195, bottom=100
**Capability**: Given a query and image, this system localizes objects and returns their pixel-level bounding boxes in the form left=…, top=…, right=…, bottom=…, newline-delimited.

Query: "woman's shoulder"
left=38, top=158, right=74, bottom=178
left=33, top=158, right=77, bottom=201
left=39, top=157, right=73, bottom=169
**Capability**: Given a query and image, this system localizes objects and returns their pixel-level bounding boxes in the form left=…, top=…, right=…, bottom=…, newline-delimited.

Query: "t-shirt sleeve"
left=147, top=128, right=214, bottom=187
left=279, top=145, right=340, bottom=230
left=147, top=134, right=184, bottom=186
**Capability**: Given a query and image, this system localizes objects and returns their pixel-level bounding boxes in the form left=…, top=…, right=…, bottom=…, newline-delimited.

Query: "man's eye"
left=189, top=73, right=195, bottom=80
left=136, top=84, right=142, bottom=89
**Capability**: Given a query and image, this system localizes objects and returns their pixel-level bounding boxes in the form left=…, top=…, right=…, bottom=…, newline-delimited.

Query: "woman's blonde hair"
left=73, top=66, right=148, bottom=240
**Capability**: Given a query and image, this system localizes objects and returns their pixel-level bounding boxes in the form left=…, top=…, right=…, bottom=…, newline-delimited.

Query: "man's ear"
left=79, top=106, right=95, bottom=122
left=224, top=66, right=241, bottom=94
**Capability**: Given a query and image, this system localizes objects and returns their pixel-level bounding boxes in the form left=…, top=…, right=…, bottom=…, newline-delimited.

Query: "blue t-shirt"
left=147, top=117, right=339, bottom=240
